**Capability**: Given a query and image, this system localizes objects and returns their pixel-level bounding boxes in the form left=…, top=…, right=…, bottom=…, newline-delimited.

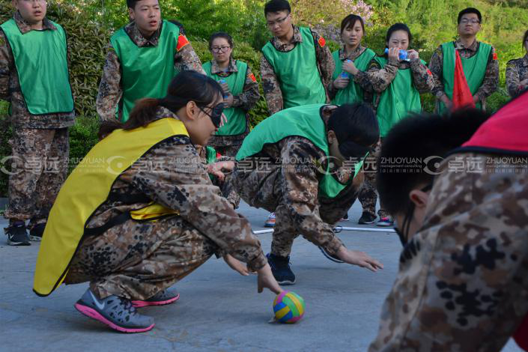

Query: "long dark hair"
left=380, top=23, right=412, bottom=57
left=99, top=71, right=223, bottom=139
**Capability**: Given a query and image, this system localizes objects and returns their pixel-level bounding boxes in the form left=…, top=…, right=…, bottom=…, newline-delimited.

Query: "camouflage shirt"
left=96, top=21, right=205, bottom=123
left=0, top=12, right=75, bottom=129
left=207, top=58, right=260, bottom=148
left=506, top=54, right=528, bottom=98
left=87, top=106, right=267, bottom=271
left=428, top=39, right=499, bottom=103
left=356, top=56, right=435, bottom=109
left=369, top=153, right=528, bottom=351
left=260, top=25, right=335, bottom=115
left=327, top=45, right=374, bottom=104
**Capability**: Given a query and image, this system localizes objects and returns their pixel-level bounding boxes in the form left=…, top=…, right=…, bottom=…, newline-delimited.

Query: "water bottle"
left=384, top=48, right=409, bottom=61
left=340, top=59, right=352, bottom=78
left=219, top=79, right=229, bottom=98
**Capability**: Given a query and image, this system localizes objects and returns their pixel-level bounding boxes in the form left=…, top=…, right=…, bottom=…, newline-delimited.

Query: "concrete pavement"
left=0, top=201, right=521, bottom=352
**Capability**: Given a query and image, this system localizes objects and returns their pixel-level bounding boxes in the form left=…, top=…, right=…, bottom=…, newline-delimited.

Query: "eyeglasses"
left=198, top=103, right=224, bottom=128
left=393, top=183, right=433, bottom=247
left=266, top=14, right=290, bottom=28
left=460, top=19, right=480, bottom=25
left=211, top=46, right=231, bottom=53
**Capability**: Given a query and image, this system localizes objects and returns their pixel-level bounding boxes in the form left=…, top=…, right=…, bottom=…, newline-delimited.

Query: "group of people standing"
left=2, top=0, right=528, bottom=350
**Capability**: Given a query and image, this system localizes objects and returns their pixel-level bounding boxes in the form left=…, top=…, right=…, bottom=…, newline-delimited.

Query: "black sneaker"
left=5, top=223, right=30, bottom=246
left=75, top=289, right=155, bottom=333
left=266, top=253, right=296, bottom=285
left=29, top=223, right=46, bottom=242
left=358, top=212, right=377, bottom=225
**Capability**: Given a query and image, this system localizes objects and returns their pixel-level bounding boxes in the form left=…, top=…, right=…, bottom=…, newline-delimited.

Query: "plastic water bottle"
left=340, top=59, right=352, bottom=78
left=219, top=79, right=229, bottom=98
left=384, top=48, right=409, bottom=61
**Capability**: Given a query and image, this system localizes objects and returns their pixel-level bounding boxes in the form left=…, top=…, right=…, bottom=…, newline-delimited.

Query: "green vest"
left=203, top=60, right=248, bottom=136
left=111, top=20, right=180, bottom=122
left=375, top=57, right=423, bottom=137
left=1, top=19, right=74, bottom=115
left=439, top=41, right=492, bottom=113
left=331, top=48, right=376, bottom=105
left=261, top=27, right=327, bottom=109
left=236, top=104, right=364, bottom=199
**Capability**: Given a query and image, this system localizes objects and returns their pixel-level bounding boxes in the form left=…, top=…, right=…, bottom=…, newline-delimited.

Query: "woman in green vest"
left=203, top=32, right=260, bottom=157
left=362, top=23, right=435, bottom=227
left=329, top=14, right=376, bottom=106
left=34, top=71, right=281, bottom=333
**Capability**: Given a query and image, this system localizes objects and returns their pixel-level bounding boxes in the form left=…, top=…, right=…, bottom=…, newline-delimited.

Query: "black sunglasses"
left=394, top=183, right=433, bottom=247
left=198, top=103, right=224, bottom=128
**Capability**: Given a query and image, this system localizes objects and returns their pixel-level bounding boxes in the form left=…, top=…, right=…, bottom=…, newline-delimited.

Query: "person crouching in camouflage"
left=369, top=95, right=528, bottom=351
left=33, top=72, right=282, bottom=333
left=232, top=103, right=384, bottom=285
left=1, top=0, right=75, bottom=245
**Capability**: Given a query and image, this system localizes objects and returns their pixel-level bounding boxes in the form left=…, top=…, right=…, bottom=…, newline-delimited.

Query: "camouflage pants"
left=4, top=128, right=69, bottom=225
left=369, top=153, right=528, bottom=351
left=233, top=164, right=359, bottom=257
left=214, top=172, right=241, bottom=209
left=358, top=140, right=388, bottom=218
left=66, top=216, right=217, bottom=300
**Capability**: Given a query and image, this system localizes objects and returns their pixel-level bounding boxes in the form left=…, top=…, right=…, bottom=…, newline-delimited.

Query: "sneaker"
left=5, top=222, right=30, bottom=246
left=266, top=253, right=296, bottom=285
left=264, top=213, right=276, bottom=228
left=29, top=223, right=46, bottom=242
left=339, top=213, right=349, bottom=222
left=376, top=217, right=394, bottom=227
left=131, top=289, right=180, bottom=308
left=74, top=289, right=155, bottom=333
left=358, top=212, right=377, bottom=225
left=319, top=246, right=344, bottom=264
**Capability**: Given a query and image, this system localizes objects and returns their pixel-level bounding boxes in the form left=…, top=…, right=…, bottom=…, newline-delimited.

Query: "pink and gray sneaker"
left=131, top=289, right=180, bottom=308
left=75, top=289, right=155, bottom=333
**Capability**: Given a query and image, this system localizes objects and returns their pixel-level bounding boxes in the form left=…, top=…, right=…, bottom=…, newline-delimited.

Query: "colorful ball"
left=273, top=291, right=305, bottom=324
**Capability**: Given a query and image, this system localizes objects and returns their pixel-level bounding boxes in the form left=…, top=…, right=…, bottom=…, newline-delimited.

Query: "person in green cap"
left=203, top=32, right=260, bottom=158
left=360, top=23, right=435, bottom=228
left=96, top=0, right=204, bottom=123
left=232, top=103, right=384, bottom=285
left=428, top=7, right=499, bottom=112
left=0, top=0, right=75, bottom=245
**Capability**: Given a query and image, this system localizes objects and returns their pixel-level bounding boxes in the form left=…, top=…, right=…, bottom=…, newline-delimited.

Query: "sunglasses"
left=198, top=103, right=224, bottom=128
left=394, top=183, right=433, bottom=247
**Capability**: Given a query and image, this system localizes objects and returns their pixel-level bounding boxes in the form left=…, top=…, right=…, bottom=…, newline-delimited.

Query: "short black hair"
left=264, top=0, right=291, bottom=16
left=127, top=0, right=139, bottom=9
left=377, top=109, right=489, bottom=215
left=458, top=8, right=482, bottom=24
left=209, top=32, right=234, bottom=50
left=340, top=14, right=365, bottom=35
left=328, top=103, right=379, bottom=159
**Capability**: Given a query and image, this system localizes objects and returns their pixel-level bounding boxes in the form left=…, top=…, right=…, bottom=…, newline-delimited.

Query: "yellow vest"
left=34, top=118, right=189, bottom=297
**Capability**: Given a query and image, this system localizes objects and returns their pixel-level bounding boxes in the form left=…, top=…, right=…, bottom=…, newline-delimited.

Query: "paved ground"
left=0, top=201, right=521, bottom=352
